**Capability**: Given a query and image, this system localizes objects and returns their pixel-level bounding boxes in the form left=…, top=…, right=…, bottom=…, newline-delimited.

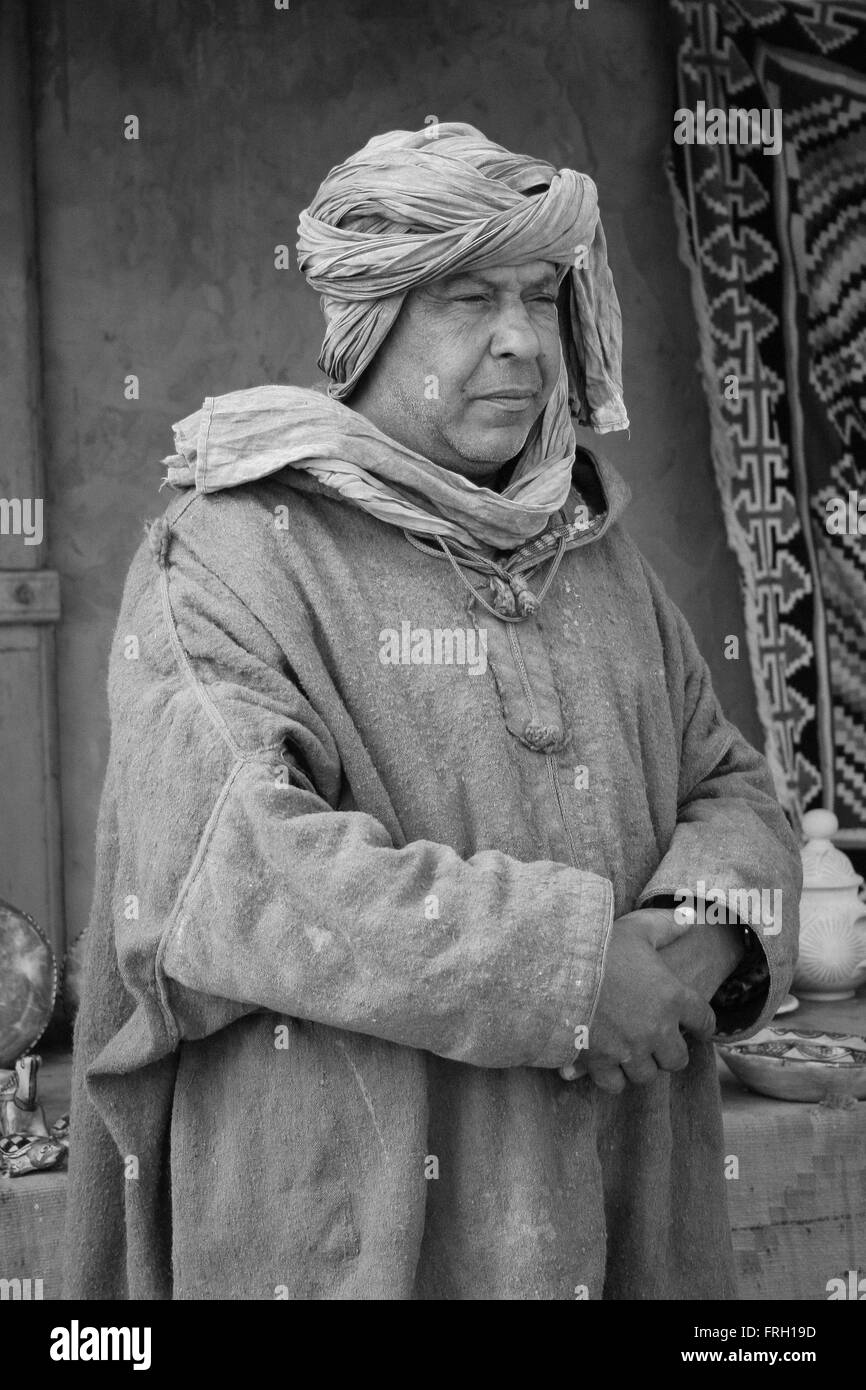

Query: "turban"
left=296, top=123, right=628, bottom=435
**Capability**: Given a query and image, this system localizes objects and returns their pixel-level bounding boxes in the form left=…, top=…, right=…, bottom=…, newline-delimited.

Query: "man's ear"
left=556, top=273, right=583, bottom=422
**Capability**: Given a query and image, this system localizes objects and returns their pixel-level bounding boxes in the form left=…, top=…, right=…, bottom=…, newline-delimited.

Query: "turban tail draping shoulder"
left=296, top=123, right=629, bottom=441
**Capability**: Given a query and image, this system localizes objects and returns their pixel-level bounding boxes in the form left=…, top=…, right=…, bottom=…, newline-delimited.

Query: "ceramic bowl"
left=718, top=1026, right=866, bottom=1102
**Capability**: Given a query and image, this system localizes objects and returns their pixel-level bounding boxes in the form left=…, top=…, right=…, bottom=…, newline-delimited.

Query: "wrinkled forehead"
left=425, top=258, right=570, bottom=293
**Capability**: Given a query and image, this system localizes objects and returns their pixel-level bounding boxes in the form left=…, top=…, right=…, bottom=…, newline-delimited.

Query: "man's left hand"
left=561, top=905, right=746, bottom=1090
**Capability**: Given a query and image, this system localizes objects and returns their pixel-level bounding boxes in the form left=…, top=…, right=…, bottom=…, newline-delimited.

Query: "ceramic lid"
left=801, top=810, right=863, bottom=889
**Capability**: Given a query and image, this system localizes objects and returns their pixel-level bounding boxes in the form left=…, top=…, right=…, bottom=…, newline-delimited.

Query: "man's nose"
left=488, top=301, right=542, bottom=359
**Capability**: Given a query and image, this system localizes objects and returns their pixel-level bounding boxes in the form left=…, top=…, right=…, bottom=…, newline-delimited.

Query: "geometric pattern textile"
left=666, top=0, right=866, bottom=847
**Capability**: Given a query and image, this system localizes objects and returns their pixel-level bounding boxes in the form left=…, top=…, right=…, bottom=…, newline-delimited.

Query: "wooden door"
left=0, top=1, right=66, bottom=972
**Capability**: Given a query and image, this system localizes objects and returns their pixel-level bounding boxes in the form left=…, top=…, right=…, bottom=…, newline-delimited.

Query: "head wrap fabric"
left=164, top=125, right=631, bottom=562
left=296, top=122, right=628, bottom=435
left=162, top=376, right=581, bottom=553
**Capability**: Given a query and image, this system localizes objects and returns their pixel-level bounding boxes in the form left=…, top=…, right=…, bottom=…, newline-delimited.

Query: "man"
left=65, top=123, right=800, bottom=1300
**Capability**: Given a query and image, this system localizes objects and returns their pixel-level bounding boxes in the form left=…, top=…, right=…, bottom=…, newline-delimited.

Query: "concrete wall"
left=29, top=0, right=761, bottom=952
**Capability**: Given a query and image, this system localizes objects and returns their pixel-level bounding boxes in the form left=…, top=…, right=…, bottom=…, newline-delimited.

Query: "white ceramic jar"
left=794, top=810, right=866, bottom=1001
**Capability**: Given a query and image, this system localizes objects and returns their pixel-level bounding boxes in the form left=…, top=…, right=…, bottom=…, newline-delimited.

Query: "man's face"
left=347, top=260, right=563, bottom=481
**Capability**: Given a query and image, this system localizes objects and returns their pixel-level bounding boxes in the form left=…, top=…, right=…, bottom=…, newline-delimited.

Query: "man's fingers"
left=653, top=1031, right=691, bottom=1073
left=559, top=1059, right=587, bottom=1082
left=568, top=1032, right=692, bottom=1086
left=636, top=906, right=696, bottom=949
left=621, top=1056, right=660, bottom=1087
left=678, top=992, right=717, bottom=1041
left=583, top=1059, right=628, bottom=1094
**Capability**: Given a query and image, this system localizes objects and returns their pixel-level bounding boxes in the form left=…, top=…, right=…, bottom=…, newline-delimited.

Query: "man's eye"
left=451, top=292, right=555, bottom=305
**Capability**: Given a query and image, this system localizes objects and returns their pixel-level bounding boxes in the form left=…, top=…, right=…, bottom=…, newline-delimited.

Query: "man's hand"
left=657, top=909, right=747, bottom=1001
left=560, top=908, right=717, bottom=1094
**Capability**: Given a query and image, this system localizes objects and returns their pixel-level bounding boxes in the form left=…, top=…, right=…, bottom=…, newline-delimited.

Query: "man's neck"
left=489, top=456, right=520, bottom=492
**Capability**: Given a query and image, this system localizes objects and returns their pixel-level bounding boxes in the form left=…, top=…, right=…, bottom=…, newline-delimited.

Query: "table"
left=721, top=991, right=866, bottom=1300
left=0, top=1044, right=70, bottom=1300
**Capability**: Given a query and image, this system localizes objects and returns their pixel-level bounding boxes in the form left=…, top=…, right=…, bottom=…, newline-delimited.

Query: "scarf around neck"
left=163, top=364, right=578, bottom=553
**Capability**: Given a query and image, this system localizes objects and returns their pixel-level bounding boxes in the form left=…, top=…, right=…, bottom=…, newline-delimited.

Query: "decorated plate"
left=718, top=1026, right=866, bottom=1102
left=0, top=899, right=56, bottom=1068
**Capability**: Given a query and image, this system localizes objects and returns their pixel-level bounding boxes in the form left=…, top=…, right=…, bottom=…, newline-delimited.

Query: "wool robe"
left=64, top=439, right=801, bottom=1301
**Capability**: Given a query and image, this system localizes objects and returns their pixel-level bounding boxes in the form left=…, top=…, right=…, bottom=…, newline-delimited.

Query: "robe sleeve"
left=93, top=517, right=615, bottom=1082
left=633, top=563, right=802, bottom=1041
left=157, top=760, right=614, bottom=1070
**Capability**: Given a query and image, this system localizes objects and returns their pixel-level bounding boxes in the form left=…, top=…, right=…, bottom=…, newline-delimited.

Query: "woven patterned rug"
left=666, top=0, right=866, bottom=849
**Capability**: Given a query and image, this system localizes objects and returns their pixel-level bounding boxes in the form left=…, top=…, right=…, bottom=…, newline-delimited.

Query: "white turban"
left=296, top=122, right=628, bottom=435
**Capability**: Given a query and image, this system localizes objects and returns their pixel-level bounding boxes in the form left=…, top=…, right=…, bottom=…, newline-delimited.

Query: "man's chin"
left=446, top=427, right=531, bottom=474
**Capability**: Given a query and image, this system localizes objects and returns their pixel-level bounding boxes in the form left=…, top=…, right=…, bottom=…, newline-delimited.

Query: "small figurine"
left=0, top=1054, right=49, bottom=1138
left=0, top=1132, right=66, bottom=1176
left=0, top=1055, right=70, bottom=1178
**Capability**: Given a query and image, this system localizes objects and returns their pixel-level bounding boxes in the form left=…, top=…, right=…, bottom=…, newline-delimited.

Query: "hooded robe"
left=64, top=127, right=801, bottom=1301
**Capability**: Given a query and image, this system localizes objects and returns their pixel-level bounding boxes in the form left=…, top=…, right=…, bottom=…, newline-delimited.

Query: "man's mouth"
left=472, top=388, right=538, bottom=412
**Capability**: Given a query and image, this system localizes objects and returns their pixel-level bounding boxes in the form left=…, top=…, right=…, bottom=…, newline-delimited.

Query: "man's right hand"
left=563, top=908, right=717, bottom=1094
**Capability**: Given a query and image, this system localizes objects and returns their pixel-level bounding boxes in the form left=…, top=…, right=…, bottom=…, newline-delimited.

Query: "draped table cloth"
left=721, top=990, right=866, bottom=1300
